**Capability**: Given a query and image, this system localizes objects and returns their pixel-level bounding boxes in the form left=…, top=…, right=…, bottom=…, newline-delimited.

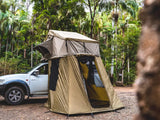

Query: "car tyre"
left=5, top=86, right=25, bottom=105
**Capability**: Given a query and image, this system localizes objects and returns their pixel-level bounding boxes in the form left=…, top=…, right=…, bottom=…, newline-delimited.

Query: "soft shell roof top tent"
left=34, top=30, right=100, bottom=59
left=34, top=30, right=123, bottom=115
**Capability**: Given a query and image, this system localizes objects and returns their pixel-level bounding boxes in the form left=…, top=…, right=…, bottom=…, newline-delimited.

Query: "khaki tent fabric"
left=46, top=56, right=123, bottom=114
left=34, top=30, right=100, bottom=59
left=48, top=30, right=98, bottom=43
left=93, top=57, right=123, bottom=111
left=35, top=30, right=123, bottom=115
left=48, top=56, right=92, bottom=114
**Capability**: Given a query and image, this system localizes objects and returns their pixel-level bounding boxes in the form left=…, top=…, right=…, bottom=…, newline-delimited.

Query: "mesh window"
left=77, top=56, right=110, bottom=108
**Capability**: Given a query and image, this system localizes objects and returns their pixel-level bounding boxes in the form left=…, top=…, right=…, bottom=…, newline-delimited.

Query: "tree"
left=0, top=0, right=141, bottom=86
left=99, top=0, right=139, bottom=84
left=0, top=0, right=33, bottom=75
left=32, top=0, right=86, bottom=33
left=83, top=0, right=101, bottom=38
left=135, top=0, right=160, bottom=120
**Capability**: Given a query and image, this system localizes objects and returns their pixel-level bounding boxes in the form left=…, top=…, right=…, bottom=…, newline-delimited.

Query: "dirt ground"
left=0, top=87, right=138, bottom=120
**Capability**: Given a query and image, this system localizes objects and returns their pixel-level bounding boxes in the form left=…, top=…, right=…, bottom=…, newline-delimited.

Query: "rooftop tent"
left=35, top=30, right=123, bottom=115
left=35, top=30, right=100, bottom=59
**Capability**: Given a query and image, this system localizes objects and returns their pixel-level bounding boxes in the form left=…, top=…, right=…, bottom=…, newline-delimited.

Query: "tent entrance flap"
left=78, top=56, right=110, bottom=108
left=49, top=58, right=60, bottom=91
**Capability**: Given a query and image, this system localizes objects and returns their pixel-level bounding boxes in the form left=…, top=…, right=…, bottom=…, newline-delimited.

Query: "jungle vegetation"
left=0, top=0, right=142, bottom=85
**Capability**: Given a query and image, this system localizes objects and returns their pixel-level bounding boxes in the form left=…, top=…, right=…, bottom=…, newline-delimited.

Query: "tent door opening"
left=78, top=56, right=110, bottom=108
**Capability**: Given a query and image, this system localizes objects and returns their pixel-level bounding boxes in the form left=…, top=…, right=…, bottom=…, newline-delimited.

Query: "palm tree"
left=0, top=0, right=9, bottom=53
left=99, top=0, right=139, bottom=83
left=0, top=0, right=31, bottom=74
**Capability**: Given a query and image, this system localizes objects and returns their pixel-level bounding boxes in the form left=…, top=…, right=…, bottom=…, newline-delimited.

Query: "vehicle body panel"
left=0, top=63, right=48, bottom=97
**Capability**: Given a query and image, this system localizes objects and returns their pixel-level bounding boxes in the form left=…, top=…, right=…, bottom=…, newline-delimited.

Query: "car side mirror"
left=33, top=70, right=39, bottom=76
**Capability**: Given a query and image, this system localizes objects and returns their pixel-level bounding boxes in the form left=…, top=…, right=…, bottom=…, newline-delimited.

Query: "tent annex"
left=35, top=30, right=123, bottom=115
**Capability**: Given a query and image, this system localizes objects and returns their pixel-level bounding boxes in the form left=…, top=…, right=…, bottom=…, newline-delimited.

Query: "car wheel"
left=5, top=86, right=25, bottom=105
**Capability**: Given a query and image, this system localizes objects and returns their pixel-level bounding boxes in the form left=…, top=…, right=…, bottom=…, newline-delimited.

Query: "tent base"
left=47, top=106, right=124, bottom=115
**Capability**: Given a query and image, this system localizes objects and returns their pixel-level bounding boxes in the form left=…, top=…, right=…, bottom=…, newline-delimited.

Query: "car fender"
left=4, top=80, right=30, bottom=98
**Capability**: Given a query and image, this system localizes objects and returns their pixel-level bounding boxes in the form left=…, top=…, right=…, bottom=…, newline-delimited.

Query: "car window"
left=37, top=64, right=48, bottom=75
left=25, top=64, right=41, bottom=73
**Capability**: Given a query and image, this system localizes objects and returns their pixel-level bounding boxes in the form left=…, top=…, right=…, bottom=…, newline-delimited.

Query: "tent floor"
left=90, top=99, right=110, bottom=108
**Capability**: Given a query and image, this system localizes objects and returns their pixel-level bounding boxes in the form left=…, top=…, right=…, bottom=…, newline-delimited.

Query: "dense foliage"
left=0, top=0, right=141, bottom=85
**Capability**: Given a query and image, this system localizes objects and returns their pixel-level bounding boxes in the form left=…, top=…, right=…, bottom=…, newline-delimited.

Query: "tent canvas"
left=35, top=30, right=100, bottom=59
left=35, top=30, right=123, bottom=115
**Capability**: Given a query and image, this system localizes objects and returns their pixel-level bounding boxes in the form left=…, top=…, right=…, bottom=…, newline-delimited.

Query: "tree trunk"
left=0, top=30, right=2, bottom=54
left=110, top=19, right=115, bottom=82
left=4, top=39, right=8, bottom=75
left=134, top=1, right=160, bottom=120
left=127, top=45, right=130, bottom=81
left=0, top=40, right=1, bottom=53
left=24, top=49, right=26, bottom=58
left=31, top=43, right=33, bottom=68
left=87, top=0, right=100, bottom=39
left=90, top=19, right=94, bottom=38
left=122, top=69, right=124, bottom=84
left=115, top=25, right=118, bottom=82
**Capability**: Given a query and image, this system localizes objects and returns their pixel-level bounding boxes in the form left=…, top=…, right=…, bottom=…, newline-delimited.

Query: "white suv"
left=0, top=63, right=48, bottom=105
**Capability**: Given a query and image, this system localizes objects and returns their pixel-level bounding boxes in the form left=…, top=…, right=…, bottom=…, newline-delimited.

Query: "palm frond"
left=118, top=0, right=127, bottom=10
left=118, top=0, right=137, bottom=18
left=99, top=0, right=113, bottom=12
left=126, top=6, right=135, bottom=18
left=127, top=0, right=138, bottom=11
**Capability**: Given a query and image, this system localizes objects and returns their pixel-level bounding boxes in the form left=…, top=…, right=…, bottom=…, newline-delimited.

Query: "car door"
left=30, top=64, right=48, bottom=95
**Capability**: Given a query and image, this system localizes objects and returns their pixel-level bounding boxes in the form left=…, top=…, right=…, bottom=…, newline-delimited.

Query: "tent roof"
left=34, top=30, right=100, bottom=59
left=48, top=30, right=98, bottom=43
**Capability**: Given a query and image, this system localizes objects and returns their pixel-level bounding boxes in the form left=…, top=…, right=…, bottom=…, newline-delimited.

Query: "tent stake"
left=114, top=110, right=120, bottom=113
left=91, top=113, right=94, bottom=118
left=66, top=114, right=69, bottom=119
